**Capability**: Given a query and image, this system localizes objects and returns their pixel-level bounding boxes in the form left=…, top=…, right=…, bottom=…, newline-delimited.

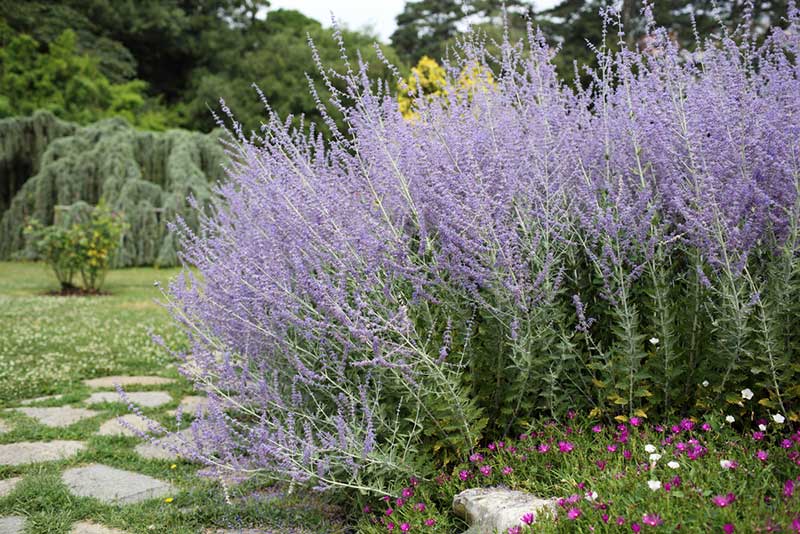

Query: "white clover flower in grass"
left=759, top=424, right=767, bottom=431
left=773, top=414, right=785, bottom=424
left=649, top=337, right=659, bottom=345
left=649, top=453, right=662, bottom=463
left=585, top=491, right=598, bottom=501
left=725, top=415, right=735, bottom=423
left=741, top=388, right=754, bottom=400
left=720, top=460, right=733, bottom=469
left=667, top=461, right=680, bottom=469
left=644, top=444, right=657, bottom=453
left=702, top=380, right=709, bottom=387
left=647, top=480, right=662, bottom=491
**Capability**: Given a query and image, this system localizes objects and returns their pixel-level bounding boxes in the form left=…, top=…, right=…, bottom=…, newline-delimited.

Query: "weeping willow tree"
left=0, top=111, right=227, bottom=267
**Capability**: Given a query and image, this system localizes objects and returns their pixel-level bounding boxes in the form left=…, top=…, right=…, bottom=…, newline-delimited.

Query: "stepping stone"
left=0, top=441, right=85, bottom=466
left=170, top=396, right=209, bottom=417
left=0, top=419, right=10, bottom=434
left=97, top=414, right=159, bottom=437
left=19, top=394, right=64, bottom=405
left=86, top=391, right=172, bottom=408
left=0, top=477, right=23, bottom=498
left=83, top=376, right=175, bottom=388
left=12, top=407, right=99, bottom=428
left=62, top=464, right=176, bottom=504
left=135, top=429, right=193, bottom=461
left=453, top=488, right=557, bottom=534
left=70, top=521, right=130, bottom=533
left=0, top=516, right=26, bottom=533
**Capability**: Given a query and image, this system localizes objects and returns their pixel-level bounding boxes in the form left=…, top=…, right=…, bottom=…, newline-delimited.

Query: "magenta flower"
left=386, top=508, right=394, bottom=516
left=424, top=519, right=436, bottom=527
left=592, top=424, right=603, bottom=433
left=567, top=507, right=582, bottom=520
left=723, top=524, right=735, bottom=533
left=567, top=410, right=576, bottom=420
left=756, top=450, right=769, bottom=462
left=508, top=527, right=521, bottom=534
left=409, top=476, right=419, bottom=487
left=785, top=479, right=795, bottom=499
left=400, top=523, right=410, bottom=532
left=631, top=522, right=642, bottom=532
left=596, top=460, right=607, bottom=471
left=458, top=470, right=471, bottom=481
left=538, top=444, right=550, bottom=453
left=479, top=465, right=492, bottom=476
left=624, top=450, right=632, bottom=460
left=702, top=423, right=712, bottom=432
left=607, top=444, right=618, bottom=453
left=521, top=512, right=535, bottom=525
left=753, top=431, right=765, bottom=441
left=559, top=441, right=575, bottom=453
left=415, top=502, right=426, bottom=512
left=502, top=466, right=514, bottom=475
left=642, top=514, right=664, bottom=527
left=782, top=439, right=793, bottom=449
left=711, top=493, right=736, bottom=507
left=602, top=514, right=610, bottom=524
left=617, top=517, right=626, bottom=526
left=469, top=453, right=484, bottom=463
left=630, top=417, right=642, bottom=427
left=387, top=523, right=394, bottom=531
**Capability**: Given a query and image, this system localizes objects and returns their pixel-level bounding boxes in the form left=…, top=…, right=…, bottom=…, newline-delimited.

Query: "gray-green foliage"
left=0, top=111, right=226, bottom=267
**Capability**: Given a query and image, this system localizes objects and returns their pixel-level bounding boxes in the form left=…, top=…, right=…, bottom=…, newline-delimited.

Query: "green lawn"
left=0, top=262, right=344, bottom=533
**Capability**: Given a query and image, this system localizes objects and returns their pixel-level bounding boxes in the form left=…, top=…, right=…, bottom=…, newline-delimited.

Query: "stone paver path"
left=0, top=419, right=9, bottom=434
left=0, top=515, right=26, bottom=533
left=19, top=394, right=64, bottom=405
left=70, top=520, right=130, bottom=533
left=11, top=407, right=99, bottom=427
left=62, top=464, right=176, bottom=504
left=96, top=414, right=158, bottom=437
left=83, top=376, right=175, bottom=388
left=86, top=391, right=171, bottom=408
left=171, top=396, right=209, bottom=416
left=0, top=441, right=86, bottom=466
left=134, top=428, right=193, bottom=460
left=0, top=476, right=22, bottom=498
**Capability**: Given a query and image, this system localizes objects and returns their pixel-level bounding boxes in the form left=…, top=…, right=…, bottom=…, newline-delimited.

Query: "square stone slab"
left=170, top=396, right=209, bottom=417
left=62, top=464, right=176, bottom=504
left=12, top=407, right=99, bottom=428
left=19, top=394, right=64, bottom=405
left=70, top=521, right=130, bottom=533
left=86, top=391, right=172, bottom=408
left=83, top=376, right=175, bottom=388
left=97, top=414, right=160, bottom=437
left=0, top=516, right=26, bottom=533
left=135, top=428, right=194, bottom=461
left=0, top=419, right=10, bottom=434
left=0, top=441, right=85, bottom=466
left=0, top=477, right=23, bottom=498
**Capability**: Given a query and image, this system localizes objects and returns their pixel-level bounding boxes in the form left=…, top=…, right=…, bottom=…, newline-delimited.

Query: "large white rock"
left=83, top=376, right=175, bottom=388
left=453, top=488, right=557, bottom=534
left=0, top=441, right=86, bottom=466
left=11, top=407, right=99, bottom=428
left=86, top=391, right=172, bottom=408
left=62, top=464, right=176, bottom=504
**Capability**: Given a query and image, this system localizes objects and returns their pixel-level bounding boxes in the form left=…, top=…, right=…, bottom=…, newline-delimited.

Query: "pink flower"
left=623, top=450, right=632, bottom=460
left=642, top=514, right=663, bottom=526
left=617, top=517, right=626, bottom=526
left=596, top=460, right=607, bottom=471
left=415, top=502, right=426, bottom=512
left=458, top=470, right=471, bottom=481
left=424, top=519, right=436, bottom=526
left=502, top=466, right=514, bottom=475
left=602, top=514, right=610, bottom=523
left=469, top=453, right=484, bottom=463
left=753, top=431, right=765, bottom=441
left=592, top=424, right=604, bottom=433
left=363, top=505, right=371, bottom=513
left=607, top=444, right=618, bottom=453
left=711, top=493, right=736, bottom=508
left=488, top=443, right=496, bottom=451
left=782, top=439, right=793, bottom=449
left=567, top=507, right=582, bottom=520
left=630, top=417, right=642, bottom=427
left=785, top=479, right=795, bottom=499
left=723, top=524, right=735, bottom=533
left=538, top=444, right=550, bottom=453
left=756, top=450, right=769, bottom=462
left=409, top=476, right=419, bottom=487
left=521, top=512, right=535, bottom=525
left=702, top=423, right=712, bottom=432
left=631, top=522, right=641, bottom=532
left=480, top=465, right=492, bottom=476
left=559, top=441, right=575, bottom=453
left=400, top=523, right=410, bottom=532
left=387, top=522, right=394, bottom=531
left=567, top=410, right=577, bottom=419
left=386, top=508, right=394, bottom=516
left=508, top=527, right=521, bottom=534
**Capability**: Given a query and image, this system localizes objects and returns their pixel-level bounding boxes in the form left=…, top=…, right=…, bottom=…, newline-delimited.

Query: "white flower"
left=725, top=415, right=735, bottom=423
left=759, top=424, right=767, bottom=431
left=649, top=337, right=660, bottom=345
left=773, top=413, right=785, bottom=424
left=720, top=459, right=733, bottom=469
left=741, top=388, right=754, bottom=400
left=644, top=444, right=657, bottom=453
left=649, top=453, right=662, bottom=463
left=702, top=380, right=709, bottom=387
left=667, top=461, right=680, bottom=469
left=585, top=491, right=598, bottom=501
left=647, top=480, right=662, bottom=491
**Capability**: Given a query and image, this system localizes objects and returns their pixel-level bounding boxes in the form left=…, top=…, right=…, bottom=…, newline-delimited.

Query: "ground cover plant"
left=0, top=262, right=343, bottom=533
left=357, top=409, right=800, bottom=532
left=163, top=1, right=800, bottom=502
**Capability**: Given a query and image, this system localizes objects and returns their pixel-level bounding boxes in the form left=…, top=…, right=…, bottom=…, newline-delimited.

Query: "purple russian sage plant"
left=158, top=6, right=800, bottom=493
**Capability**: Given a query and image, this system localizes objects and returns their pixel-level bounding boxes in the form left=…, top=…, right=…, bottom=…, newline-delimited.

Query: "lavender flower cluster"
left=163, top=6, right=800, bottom=493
